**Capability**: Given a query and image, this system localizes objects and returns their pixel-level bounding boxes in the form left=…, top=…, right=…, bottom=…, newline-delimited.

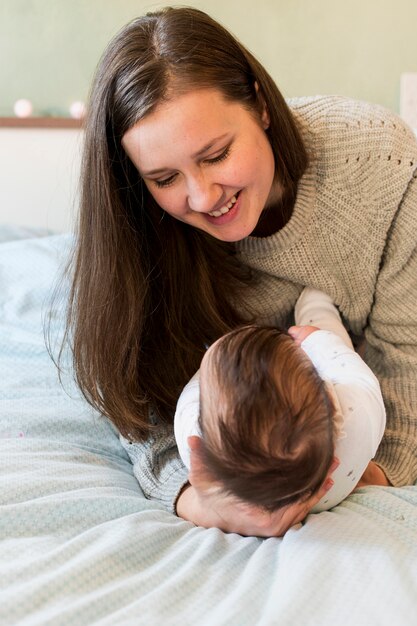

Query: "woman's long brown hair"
left=58, top=7, right=308, bottom=440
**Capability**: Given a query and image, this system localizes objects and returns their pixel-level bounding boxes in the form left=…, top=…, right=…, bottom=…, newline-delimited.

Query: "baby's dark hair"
left=198, top=326, right=336, bottom=511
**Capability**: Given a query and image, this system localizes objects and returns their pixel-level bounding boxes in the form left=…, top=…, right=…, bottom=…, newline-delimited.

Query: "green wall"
left=1, top=0, right=416, bottom=117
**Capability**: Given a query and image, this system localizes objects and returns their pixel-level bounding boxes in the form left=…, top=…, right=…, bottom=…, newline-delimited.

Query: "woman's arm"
left=363, top=168, right=417, bottom=487
left=120, top=421, right=189, bottom=514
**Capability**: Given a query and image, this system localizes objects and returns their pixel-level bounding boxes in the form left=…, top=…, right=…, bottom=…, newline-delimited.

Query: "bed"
left=0, top=226, right=416, bottom=626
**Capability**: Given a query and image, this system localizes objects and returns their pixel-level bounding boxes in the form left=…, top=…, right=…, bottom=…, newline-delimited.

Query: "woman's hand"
left=355, top=461, right=391, bottom=488
left=175, top=436, right=339, bottom=537
left=176, top=482, right=335, bottom=537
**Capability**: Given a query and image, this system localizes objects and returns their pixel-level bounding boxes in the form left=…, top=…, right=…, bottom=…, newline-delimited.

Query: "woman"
left=64, top=7, right=417, bottom=536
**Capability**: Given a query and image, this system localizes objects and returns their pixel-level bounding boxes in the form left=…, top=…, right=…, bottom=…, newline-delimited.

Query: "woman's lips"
left=204, top=192, right=241, bottom=225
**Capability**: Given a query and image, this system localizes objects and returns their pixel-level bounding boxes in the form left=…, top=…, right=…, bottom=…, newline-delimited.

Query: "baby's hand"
left=288, top=325, right=320, bottom=345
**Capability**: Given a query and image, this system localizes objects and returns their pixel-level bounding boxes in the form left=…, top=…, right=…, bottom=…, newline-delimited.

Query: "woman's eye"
left=154, top=174, right=177, bottom=188
left=205, top=146, right=230, bottom=165
left=152, top=146, right=230, bottom=188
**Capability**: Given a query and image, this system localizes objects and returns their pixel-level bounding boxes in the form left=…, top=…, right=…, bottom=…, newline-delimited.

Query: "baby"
left=174, top=288, right=386, bottom=513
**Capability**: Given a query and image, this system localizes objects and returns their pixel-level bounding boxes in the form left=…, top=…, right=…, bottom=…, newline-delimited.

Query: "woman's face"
left=122, top=88, right=282, bottom=242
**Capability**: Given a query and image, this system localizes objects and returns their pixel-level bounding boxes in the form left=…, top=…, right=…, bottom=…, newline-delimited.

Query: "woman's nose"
left=186, top=173, right=223, bottom=214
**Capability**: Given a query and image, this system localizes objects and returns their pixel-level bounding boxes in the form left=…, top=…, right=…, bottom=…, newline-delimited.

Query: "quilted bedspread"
left=0, top=228, right=416, bottom=626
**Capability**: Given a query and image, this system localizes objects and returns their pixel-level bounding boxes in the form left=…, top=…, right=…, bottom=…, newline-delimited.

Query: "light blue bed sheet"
left=0, top=228, right=416, bottom=626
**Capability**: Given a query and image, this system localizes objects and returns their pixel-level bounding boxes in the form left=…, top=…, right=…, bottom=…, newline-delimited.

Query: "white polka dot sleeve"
left=174, top=371, right=201, bottom=470
left=296, top=288, right=386, bottom=512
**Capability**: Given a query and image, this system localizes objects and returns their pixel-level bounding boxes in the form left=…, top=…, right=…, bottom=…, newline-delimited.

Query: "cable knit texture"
left=236, top=95, right=417, bottom=488
left=122, top=96, right=417, bottom=510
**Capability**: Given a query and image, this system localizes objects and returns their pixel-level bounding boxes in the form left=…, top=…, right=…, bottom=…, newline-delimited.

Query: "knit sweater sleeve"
left=120, top=422, right=189, bottom=514
left=364, top=165, right=417, bottom=486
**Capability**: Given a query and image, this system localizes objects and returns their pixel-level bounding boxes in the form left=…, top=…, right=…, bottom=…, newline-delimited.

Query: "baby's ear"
left=187, top=436, right=219, bottom=491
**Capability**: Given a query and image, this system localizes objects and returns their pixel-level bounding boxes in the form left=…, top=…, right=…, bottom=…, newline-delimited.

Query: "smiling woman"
left=121, top=88, right=279, bottom=242
left=67, top=5, right=308, bottom=448
left=60, top=6, right=417, bottom=538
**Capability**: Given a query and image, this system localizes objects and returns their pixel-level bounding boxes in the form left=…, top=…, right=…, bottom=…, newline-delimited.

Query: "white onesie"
left=174, top=288, right=386, bottom=512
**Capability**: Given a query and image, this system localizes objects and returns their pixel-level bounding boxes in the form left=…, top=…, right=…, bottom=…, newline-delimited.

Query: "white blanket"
left=0, top=228, right=416, bottom=626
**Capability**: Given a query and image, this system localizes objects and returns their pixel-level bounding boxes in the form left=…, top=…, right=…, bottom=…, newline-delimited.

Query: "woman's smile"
left=204, top=191, right=241, bottom=225
left=122, top=88, right=281, bottom=242
left=207, top=191, right=238, bottom=218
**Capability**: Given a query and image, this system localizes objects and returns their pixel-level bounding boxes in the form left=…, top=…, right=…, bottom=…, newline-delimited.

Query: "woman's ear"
left=261, top=108, right=270, bottom=130
left=187, top=436, right=220, bottom=492
left=254, top=81, right=270, bottom=130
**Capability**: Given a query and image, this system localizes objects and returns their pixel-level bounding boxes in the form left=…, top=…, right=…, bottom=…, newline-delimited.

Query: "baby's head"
left=198, top=325, right=336, bottom=511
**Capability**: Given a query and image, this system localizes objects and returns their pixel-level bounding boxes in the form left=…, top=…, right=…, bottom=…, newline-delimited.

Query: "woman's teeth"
left=208, top=195, right=237, bottom=218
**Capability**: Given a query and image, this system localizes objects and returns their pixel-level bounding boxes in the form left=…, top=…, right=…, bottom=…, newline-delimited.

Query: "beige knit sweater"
left=121, top=95, right=417, bottom=512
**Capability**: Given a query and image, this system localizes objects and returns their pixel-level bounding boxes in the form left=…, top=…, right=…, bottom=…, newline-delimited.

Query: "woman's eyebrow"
left=141, top=133, right=230, bottom=176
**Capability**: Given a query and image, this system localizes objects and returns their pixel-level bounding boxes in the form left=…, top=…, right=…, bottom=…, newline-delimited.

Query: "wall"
left=1, top=1, right=416, bottom=232
left=0, top=127, right=82, bottom=231
left=1, top=0, right=417, bottom=116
